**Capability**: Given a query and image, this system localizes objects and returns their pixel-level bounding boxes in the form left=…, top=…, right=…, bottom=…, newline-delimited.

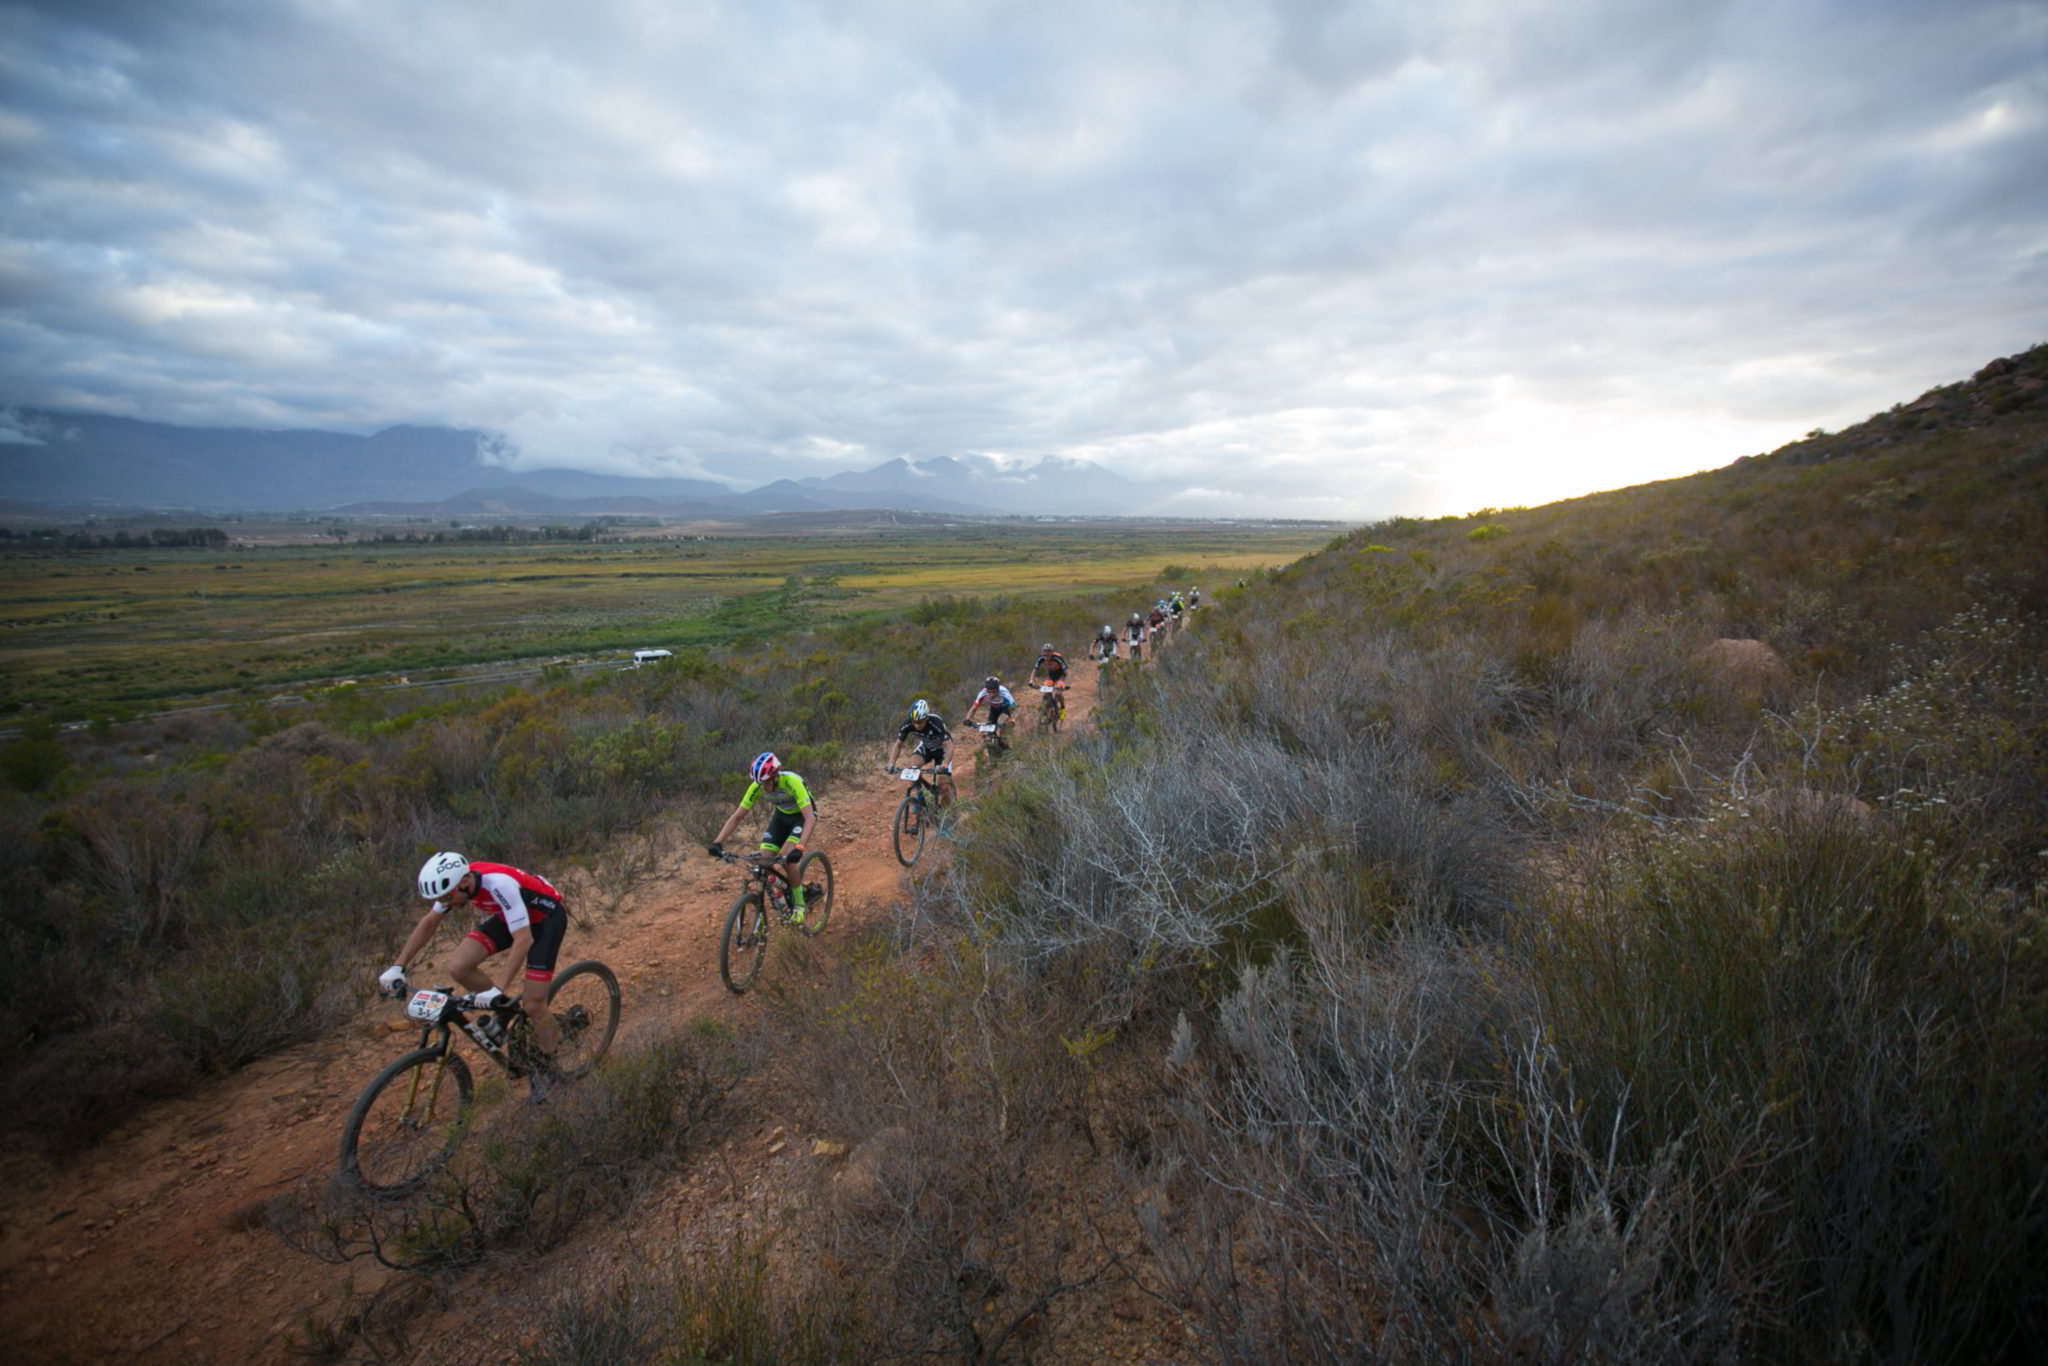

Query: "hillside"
left=1, top=346, right=2043, bottom=1363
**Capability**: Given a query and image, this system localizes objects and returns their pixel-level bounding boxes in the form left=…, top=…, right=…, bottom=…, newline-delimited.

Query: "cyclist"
left=964, top=675, right=1018, bottom=747
left=380, top=852, right=569, bottom=1080
left=1092, top=623, right=1119, bottom=663
left=708, top=752, right=824, bottom=924
left=886, top=699, right=956, bottom=811
left=1169, top=592, right=1186, bottom=623
left=1148, top=603, right=1169, bottom=639
left=1124, top=612, right=1147, bottom=662
left=1029, top=642, right=1069, bottom=725
left=1188, top=586, right=1202, bottom=610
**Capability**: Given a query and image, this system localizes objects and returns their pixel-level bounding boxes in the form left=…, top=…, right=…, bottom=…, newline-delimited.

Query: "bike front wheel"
left=892, top=791, right=928, bottom=867
left=338, top=1048, right=474, bottom=1196
left=795, top=850, right=834, bottom=935
left=544, top=960, right=621, bottom=1079
left=720, top=890, right=769, bottom=993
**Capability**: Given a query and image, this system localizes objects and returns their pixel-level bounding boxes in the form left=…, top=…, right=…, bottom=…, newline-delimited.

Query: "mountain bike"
left=972, top=718, right=1009, bottom=765
left=715, top=849, right=834, bottom=992
left=1036, top=682, right=1067, bottom=732
left=338, top=962, right=622, bottom=1195
left=890, top=765, right=946, bottom=866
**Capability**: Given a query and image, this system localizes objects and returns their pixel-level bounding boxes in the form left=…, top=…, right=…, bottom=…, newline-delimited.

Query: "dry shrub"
left=766, top=933, right=1138, bottom=1363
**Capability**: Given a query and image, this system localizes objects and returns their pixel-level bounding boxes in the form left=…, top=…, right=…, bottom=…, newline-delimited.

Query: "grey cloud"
left=1, top=0, right=2042, bottom=517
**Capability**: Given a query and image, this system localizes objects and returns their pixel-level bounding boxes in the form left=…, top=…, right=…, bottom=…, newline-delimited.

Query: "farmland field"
left=0, top=516, right=1334, bottom=715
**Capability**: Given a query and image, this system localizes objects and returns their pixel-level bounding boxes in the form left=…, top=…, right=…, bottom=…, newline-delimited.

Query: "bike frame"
left=399, top=987, right=535, bottom=1077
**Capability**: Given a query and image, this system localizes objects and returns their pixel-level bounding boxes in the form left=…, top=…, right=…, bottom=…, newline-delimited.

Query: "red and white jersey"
left=431, top=861, right=561, bottom=935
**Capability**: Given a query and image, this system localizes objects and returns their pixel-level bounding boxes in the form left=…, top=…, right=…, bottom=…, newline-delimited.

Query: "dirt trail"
left=0, top=659, right=1117, bottom=1364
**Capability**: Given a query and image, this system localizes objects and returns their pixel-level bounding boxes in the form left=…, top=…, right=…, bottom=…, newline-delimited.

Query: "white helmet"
left=418, top=851, right=469, bottom=900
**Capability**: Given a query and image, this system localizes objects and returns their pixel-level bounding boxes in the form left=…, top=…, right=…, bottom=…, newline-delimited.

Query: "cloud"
left=1, top=0, right=2043, bottom=516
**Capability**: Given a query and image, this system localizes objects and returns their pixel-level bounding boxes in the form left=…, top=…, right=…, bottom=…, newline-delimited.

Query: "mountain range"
left=0, top=409, right=1152, bottom=518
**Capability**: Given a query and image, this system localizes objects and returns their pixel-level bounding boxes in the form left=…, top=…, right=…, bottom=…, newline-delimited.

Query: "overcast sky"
left=1, top=0, right=2043, bottom=517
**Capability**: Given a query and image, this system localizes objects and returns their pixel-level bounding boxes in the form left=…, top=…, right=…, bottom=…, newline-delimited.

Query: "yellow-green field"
left=0, top=520, right=1331, bottom=714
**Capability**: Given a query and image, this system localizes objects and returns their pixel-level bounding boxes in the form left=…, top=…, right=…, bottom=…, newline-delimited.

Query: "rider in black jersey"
left=886, top=699, right=956, bottom=810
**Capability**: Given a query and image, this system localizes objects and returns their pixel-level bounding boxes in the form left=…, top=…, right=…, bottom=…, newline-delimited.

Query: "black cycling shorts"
left=467, top=906, right=568, bottom=984
left=761, top=808, right=807, bottom=850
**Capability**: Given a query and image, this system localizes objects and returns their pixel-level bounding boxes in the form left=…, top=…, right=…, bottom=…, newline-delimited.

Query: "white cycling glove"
left=378, top=964, right=408, bottom=993
left=471, top=986, right=509, bottom=1010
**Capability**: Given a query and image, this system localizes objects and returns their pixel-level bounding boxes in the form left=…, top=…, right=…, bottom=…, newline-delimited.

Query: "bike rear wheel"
left=544, top=960, right=621, bottom=1079
left=338, top=1048, right=474, bottom=1196
left=720, top=890, right=769, bottom=993
left=795, top=850, right=834, bottom=934
left=893, top=790, right=928, bottom=866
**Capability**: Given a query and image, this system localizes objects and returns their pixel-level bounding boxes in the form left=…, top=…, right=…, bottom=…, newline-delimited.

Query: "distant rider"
left=1124, top=612, right=1147, bottom=662
left=1030, top=643, right=1069, bottom=723
left=381, top=853, right=569, bottom=1090
left=964, top=676, right=1018, bottom=747
left=1092, top=623, right=1119, bottom=662
left=886, top=699, right=956, bottom=811
left=709, top=752, right=824, bottom=924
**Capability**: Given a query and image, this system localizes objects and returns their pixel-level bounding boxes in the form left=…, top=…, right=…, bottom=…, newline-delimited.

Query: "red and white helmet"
left=417, top=851, right=469, bottom=900
left=749, top=751, right=781, bottom=784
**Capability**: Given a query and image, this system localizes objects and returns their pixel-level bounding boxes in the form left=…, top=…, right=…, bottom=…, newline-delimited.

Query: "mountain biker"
left=1169, top=592, right=1185, bottom=622
left=1188, top=586, right=1202, bottom=610
left=1148, top=603, right=1168, bottom=639
left=1029, top=643, right=1069, bottom=723
left=1092, top=623, right=1119, bottom=662
left=964, top=676, right=1018, bottom=745
left=708, top=752, right=824, bottom=924
left=1124, top=612, right=1147, bottom=662
left=380, top=852, right=568, bottom=1074
left=886, top=699, right=956, bottom=810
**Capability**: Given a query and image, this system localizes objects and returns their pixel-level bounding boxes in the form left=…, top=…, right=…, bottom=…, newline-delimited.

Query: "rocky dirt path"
left=0, top=662, right=1117, bottom=1364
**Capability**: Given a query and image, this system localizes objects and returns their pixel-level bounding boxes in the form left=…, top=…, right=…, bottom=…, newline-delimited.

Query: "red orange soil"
left=0, top=661, right=1130, bottom=1364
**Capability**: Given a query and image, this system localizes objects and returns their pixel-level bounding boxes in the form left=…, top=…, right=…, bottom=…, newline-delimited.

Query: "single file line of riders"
left=708, top=752, right=823, bottom=924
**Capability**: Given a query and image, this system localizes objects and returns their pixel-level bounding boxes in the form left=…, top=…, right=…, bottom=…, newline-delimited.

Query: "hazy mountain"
left=0, top=410, right=733, bottom=512
left=0, top=408, right=1152, bottom=517
left=799, top=452, right=1152, bottom=514
left=335, top=485, right=735, bottom=519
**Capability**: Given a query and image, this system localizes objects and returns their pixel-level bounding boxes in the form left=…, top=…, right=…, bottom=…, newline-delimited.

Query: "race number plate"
left=979, top=724, right=996, bottom=734
left=406, top=988, right=451, bottom=1023
left=899, top=768, right=923, bottom=781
